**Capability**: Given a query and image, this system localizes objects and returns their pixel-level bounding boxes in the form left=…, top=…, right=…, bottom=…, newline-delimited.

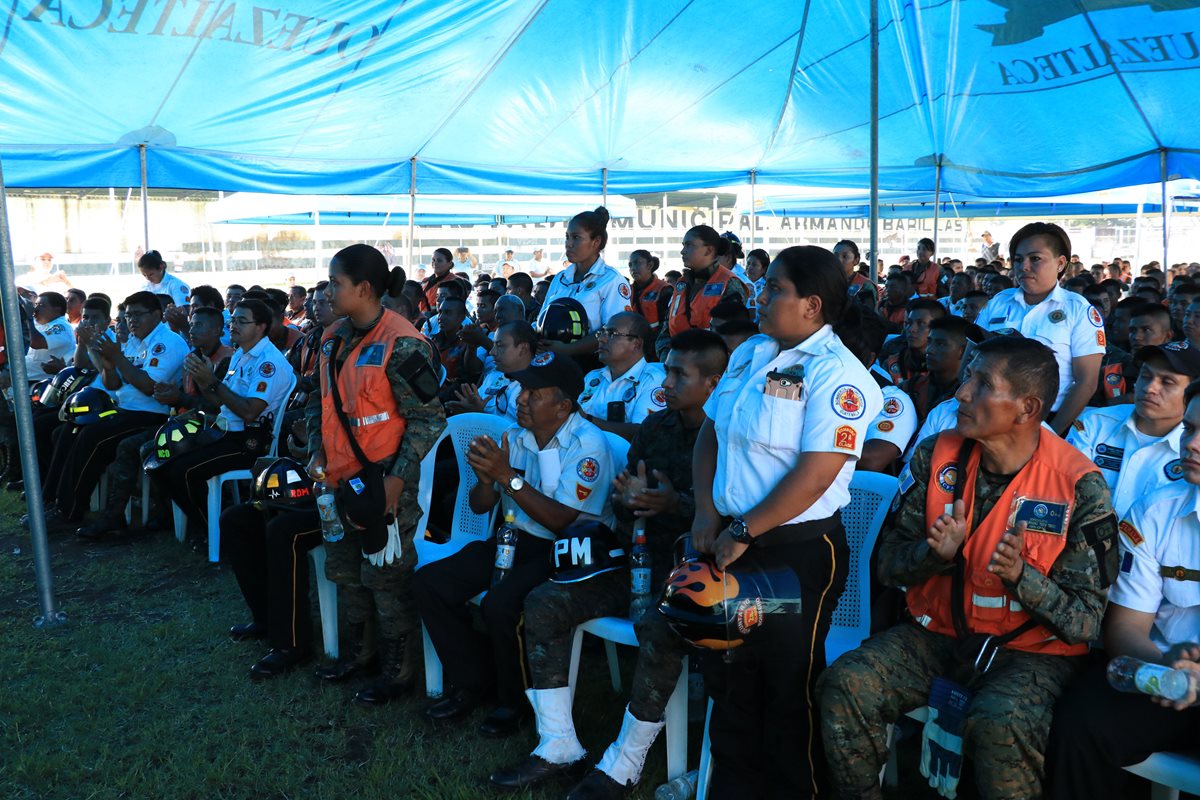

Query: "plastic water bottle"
left=492, top=508, right=518, bottom=586
left=1107, top=655, right=1191, bottom=701
left=655, top=769, right=698, bottom=800
left=629, top=521, right=652, bottom=620
left=312, top=467, right=344, bottom=544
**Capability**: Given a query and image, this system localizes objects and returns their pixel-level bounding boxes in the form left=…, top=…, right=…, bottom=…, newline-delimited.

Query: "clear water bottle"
left=492, top=508, right=518, bottom=587
left=312, top=467, right=344, bottom=544
left=655, top=769, right=698, bottom=800
left=629, top=520, right=652, bottom=620
left=1107, top=655, right=1191, bottom=701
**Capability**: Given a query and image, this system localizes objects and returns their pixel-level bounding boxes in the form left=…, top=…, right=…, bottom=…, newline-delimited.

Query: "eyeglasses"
left=229, top=317, right=255, bottom=327
left=594, top=328, right=639, bottom=340
left=123, top=310, right=153, bottom=322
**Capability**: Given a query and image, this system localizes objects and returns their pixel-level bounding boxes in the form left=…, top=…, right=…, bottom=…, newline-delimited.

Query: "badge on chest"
left=356, top=343, right=386, bottom=367
left=1010, top=496, right=1068, bottom=535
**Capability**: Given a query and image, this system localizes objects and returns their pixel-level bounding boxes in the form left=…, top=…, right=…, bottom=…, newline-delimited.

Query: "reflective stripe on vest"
left=352, top=411, right=392, bottom=427
left=905, top=430, right=1098, bottom=656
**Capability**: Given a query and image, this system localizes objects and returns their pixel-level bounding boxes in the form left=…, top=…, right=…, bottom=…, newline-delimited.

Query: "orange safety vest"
left=319, top=310, right=421, bottom=484
left=667, top=266, right=737, bottom=337
left=1100, top=363, right=1125, bottom=399
left=420, top=271, right=458, bottom=314
left=906, top=430, right=1097, bottom=657
left=633, top=276, right=670, bottom=329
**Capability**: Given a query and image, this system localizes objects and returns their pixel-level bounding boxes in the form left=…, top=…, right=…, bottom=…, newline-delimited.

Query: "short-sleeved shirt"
left=503, top=412, right=617, bottom=541
left=537, top=257, right=631, bottom=331
left=142, top=272, right=191, bottom=307
left=704, top=327, right=883, bottom=522
left=903, top=397, right=960, bottom=465
left=113, top=321, right=189, bottom=413
left=979, top=285, right=1106, bottom=411
left=867, top=381, right=919, bottom=456
left=580, top=358, right=667, bottom=424
left=25, top=315, right=75, bottom=380
left=1067, top=405, right=1184, bottom=518
left=218, top=335, right=296, bottom=431
left=478, top=368, right=520, bottom=422
left=1110, top=482, right=1200, bottom=653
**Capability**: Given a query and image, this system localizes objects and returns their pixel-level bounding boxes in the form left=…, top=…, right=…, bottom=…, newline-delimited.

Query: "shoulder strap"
left=326, top=337, right=372, bottom=470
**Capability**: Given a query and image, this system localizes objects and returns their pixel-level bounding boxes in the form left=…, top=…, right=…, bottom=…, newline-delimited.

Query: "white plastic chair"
left=696, top=469, right=900, bottom=800
left=307, top=544, right=338, bottom=659
left=414, top=412, right=512, bottom=697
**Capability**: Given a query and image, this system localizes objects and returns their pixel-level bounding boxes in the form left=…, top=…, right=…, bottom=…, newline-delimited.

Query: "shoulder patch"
left=832, top=385, right=866, bottom=420
left=834, top=425, right=857, bottom=450
left=618, top=282, right=631, bottom=299
left=321, top=339, right=335, bottom=356
left=1097, top=330, right=1107, bottom=347
left=1164, top=459, right=1185, bottom=481
left=576, top=483, right=593, bottom=501
left=531, top=351, right=554, bottom=366
left=576, top=457, right=599, bottom=483
left=936, top=464, right=958, bottom=494
left=883, top=397, right=903, bottom=417
left=152, top=342, right=166, bottom=355
left=876, top=420, right=895, bottom=432
left=702, top=282, right=725, bottom=297
left=1088, top=306, right=1104, bottom=328
left=1118, top=519, right=1144, bottom=547
left=259, top=361, right=276, bottom=377
left=1072, top=419, right=1085, bottom=432
left=643, top=290, right=658, bottom=302
left=652, top=387, right=667, bottom=407
left=1049, top=310, right=1066, bottom=323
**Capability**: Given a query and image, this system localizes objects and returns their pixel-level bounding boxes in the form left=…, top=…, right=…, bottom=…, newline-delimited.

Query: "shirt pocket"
left=1020, top=530, right=1066, bottom=577
left=746, top=392, right=805, bottom=452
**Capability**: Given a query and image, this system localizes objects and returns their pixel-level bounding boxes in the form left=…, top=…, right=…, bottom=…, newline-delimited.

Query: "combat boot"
left=314, top=621, right=379, bottom=683
left=352, top=632, right=415, bottom=706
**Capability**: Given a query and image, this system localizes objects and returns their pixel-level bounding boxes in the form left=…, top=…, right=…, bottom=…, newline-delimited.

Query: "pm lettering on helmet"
left=553, top=536, right=592, bottom=569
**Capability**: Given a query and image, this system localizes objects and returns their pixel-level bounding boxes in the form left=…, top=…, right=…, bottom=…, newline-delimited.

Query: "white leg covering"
left=527, top=687, right=586, bottom=765
left=595, top=706, right=665, bottom=787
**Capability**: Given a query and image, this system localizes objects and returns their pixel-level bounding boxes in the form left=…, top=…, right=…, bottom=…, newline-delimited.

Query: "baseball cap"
left=507, top=351, right=584, bottom=399
left=1135, top=340, right=1200, bottom=379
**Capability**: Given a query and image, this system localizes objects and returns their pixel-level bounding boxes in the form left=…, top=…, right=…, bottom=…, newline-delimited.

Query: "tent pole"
left=139, top=144, right=149, bottom=250
left=0, top=159, right=63, bottom=628
left=602, top=168, right=608, bottom=208
left=408, top=157, right=417, bottom=272
left=932, top=156, right=942, bottom=255
left=313, top=210, right=322, bottom=270
left=1135, top=202, right=1144, bottom=268
left=1161, top=149, right=1169, bottom=268
left=869, top=0, right=880, bottom=282
left=749, top=170, right=757, bottom=249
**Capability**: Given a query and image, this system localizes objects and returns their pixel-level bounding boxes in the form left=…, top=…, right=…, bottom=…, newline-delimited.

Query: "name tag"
left=356, top=343, right=386, bottom=367
left=1011, top=497, right=1068, bottom=535
left=703, top=282, right=726, bottom=297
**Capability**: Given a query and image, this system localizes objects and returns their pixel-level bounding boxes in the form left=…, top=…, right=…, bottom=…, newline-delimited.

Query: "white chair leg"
left=90, top=477, right=103, bottom=512
left=663, top=656, right=688, bottom=780
left=423, top=623, right=443, bottom=698
left=308, top=545, right=338, bottom=659
left=568, top=626, right=586, bottom=703
left=604, top=640, right=621, bottom=692
left=206, top=476, right=221, bottom=563
left=140, top=472, right=151, bottom=526
left=1150, top=786, right=1180, bottom=800
left=697, top=698, right=714, bottom=800
left=172, top=502, right=186, bottom=544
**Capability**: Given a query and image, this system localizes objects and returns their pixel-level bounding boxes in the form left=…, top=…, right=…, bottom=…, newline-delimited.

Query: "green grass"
left=0, top=491, right=689, bottom=800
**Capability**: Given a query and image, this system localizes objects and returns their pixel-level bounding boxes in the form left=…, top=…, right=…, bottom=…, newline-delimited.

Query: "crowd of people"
left=4, top=211, right=1200, bottom=800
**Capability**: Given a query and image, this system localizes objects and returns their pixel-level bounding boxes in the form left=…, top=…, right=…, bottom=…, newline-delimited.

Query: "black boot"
left=314, top=622, right=379, bottom=683
left=353, top=632, right=416, bottom=706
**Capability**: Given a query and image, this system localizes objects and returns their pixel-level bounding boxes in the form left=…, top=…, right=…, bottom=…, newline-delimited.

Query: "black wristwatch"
left=728, top=517, right=754, bottom=545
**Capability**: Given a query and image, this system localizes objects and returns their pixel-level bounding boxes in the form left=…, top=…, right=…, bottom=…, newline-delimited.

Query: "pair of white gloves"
left=363, top=520, right=402, bottom=568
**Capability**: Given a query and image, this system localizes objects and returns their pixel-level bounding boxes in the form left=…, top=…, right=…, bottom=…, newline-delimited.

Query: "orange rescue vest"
left=419, top=271, right=458, bottom=315
left=667, top=266, right=737, bottom=337
left=906, top=430, right=1097, bottom=656
left=319, top=310, right=421, bottom=484
left=1100, top=363, right=1125, bottom=399
left=633, top=276, right=670, bottom=329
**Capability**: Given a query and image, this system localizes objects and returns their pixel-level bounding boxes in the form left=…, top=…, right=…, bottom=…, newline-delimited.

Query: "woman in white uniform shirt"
left=692, top=245, right=883, bottom=799
left=977, top=222, right=1104, bottom=434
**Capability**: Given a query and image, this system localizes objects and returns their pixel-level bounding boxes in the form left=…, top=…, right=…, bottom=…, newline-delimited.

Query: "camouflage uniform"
left=818, top=436, right=1117, bottom=800
left=304, top=318, right=445, bottom=682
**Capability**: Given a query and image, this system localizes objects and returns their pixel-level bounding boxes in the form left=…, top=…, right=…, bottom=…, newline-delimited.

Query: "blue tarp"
left=2, top=0, right=1199, bottom=196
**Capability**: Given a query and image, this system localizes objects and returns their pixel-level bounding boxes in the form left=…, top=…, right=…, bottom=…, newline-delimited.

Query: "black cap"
left=1136, top=340, right=1200, bottom=379
left=508, top=351, right=584, bottom=399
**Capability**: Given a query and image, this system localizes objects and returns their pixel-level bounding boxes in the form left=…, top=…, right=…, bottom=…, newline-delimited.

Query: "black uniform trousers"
left=31, top=408, right=62, bottom=482
left=50, top=410, right=167, bottom=520
left=221, top=502, right=323, bottom=652
left=1045, top=656, right=1200, bottom=800
left=411, top=533, right=553, bottom=709
left=151, top=430, right=268, bottom=528
left=703, top=519, right=849, bottom=800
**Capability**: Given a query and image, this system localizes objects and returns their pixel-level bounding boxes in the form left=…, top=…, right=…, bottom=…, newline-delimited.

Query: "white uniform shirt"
left=1110, top=482, right=1200, bottom=653
left=978, top=285, right=1106, bottom=411
left=25, top=315, right=75, bottom=380
left=536, top=257, right=632, bottom=331
left=502, top=413, right=617, bottom=541
left=142, top=272, right=191, bottom=307
left=579, top=358, right=667, bottom=424
left=218, top=336, right=295, bottom=431
left=113, top=322, right=189, bottom=413
left=1067, top=405, right=1184, bottom=518
left=867, top=382, right=919, bottom=455
left=478, top=369, right=520, bottom=422
left=939, top=296, right=966, bottom=317
left=704, top=328, right=883, bottom=523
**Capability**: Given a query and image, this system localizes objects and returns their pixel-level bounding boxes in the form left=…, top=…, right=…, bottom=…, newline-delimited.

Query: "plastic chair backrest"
left=829, top=470, right=899, bottom=635
left=413, top=412, right=510, bottom=567
left=265, top=372, right=297, bottom=458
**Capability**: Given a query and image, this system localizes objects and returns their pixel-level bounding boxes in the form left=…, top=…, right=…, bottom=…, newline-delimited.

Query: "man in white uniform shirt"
left=23, top=292, right=75, bottom=381
left=579, top=311, right=666, bottom=440
left=138, top=249, right=191, bottom=308
left=446, top=320, right=535, bottom=423
left=1046, top=381, right=1200, bottom=799
left=1067, top=341, right=1200, bottom=518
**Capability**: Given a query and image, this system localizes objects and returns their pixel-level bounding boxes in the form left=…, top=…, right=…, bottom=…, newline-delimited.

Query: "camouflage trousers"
left=817, top=622, right=1083, bottom=800
left=322, top=521, right=419, bottom=645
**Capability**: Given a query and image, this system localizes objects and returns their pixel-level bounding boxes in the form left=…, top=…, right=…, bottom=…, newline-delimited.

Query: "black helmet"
left=252, top=457, right=315, bottom=513
left=549, top=520, right=627, bottom=584
left=658, top=555, right=803, bottom=652
left=30, top=379, right=52, bottom=408
left=537, top=297, right=590, bottom=344
left=143, top=415, right=212, bottom=472
left=42, top=366, right=94, bottom=409
left=59, top=386, right=118, bottom=425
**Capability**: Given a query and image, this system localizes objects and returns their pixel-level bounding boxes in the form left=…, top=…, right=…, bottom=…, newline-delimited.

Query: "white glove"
left=364, top=521, right=402, bottom=568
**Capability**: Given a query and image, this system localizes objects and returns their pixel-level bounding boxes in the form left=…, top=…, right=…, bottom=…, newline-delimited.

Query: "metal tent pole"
left=0, top=159, right=64, bottom=628
left=869, top=0, right=880, bottom=282
left=408, top=157, right=417, bottom=272
left=932, top=157, right=942, bottom=254
left=139, top=144, right=149, bottom=250
left=602, top=167, right=608, bottom=207
left=1161, top=149, right=1170, bottom=268
left=313, top=210, right=322, bottom=270
left=749, top=170, right=757, bottom=248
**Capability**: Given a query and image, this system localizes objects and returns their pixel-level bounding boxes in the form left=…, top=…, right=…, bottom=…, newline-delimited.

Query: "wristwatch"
left=504, top=473, right=525, bottom=497
left=728, top=517, right=754, bottom=545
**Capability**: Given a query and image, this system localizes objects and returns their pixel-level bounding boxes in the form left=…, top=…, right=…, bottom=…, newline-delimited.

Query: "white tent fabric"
left=2, top=0, right=1199, bottom=196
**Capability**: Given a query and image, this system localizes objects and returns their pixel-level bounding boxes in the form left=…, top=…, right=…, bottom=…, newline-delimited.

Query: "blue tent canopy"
left=2, top=0, right=1199, bottom=196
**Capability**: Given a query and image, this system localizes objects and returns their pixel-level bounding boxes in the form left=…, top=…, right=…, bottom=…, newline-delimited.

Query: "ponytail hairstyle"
left=570, top=206, right=611, bottom=250
left=630, top=249, right=661, bottom=272
left=330, top=243, right=397, bottom=299
left=773, top=245, right=847, bottom=326
left=687, top=225, right=730, bottom=259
